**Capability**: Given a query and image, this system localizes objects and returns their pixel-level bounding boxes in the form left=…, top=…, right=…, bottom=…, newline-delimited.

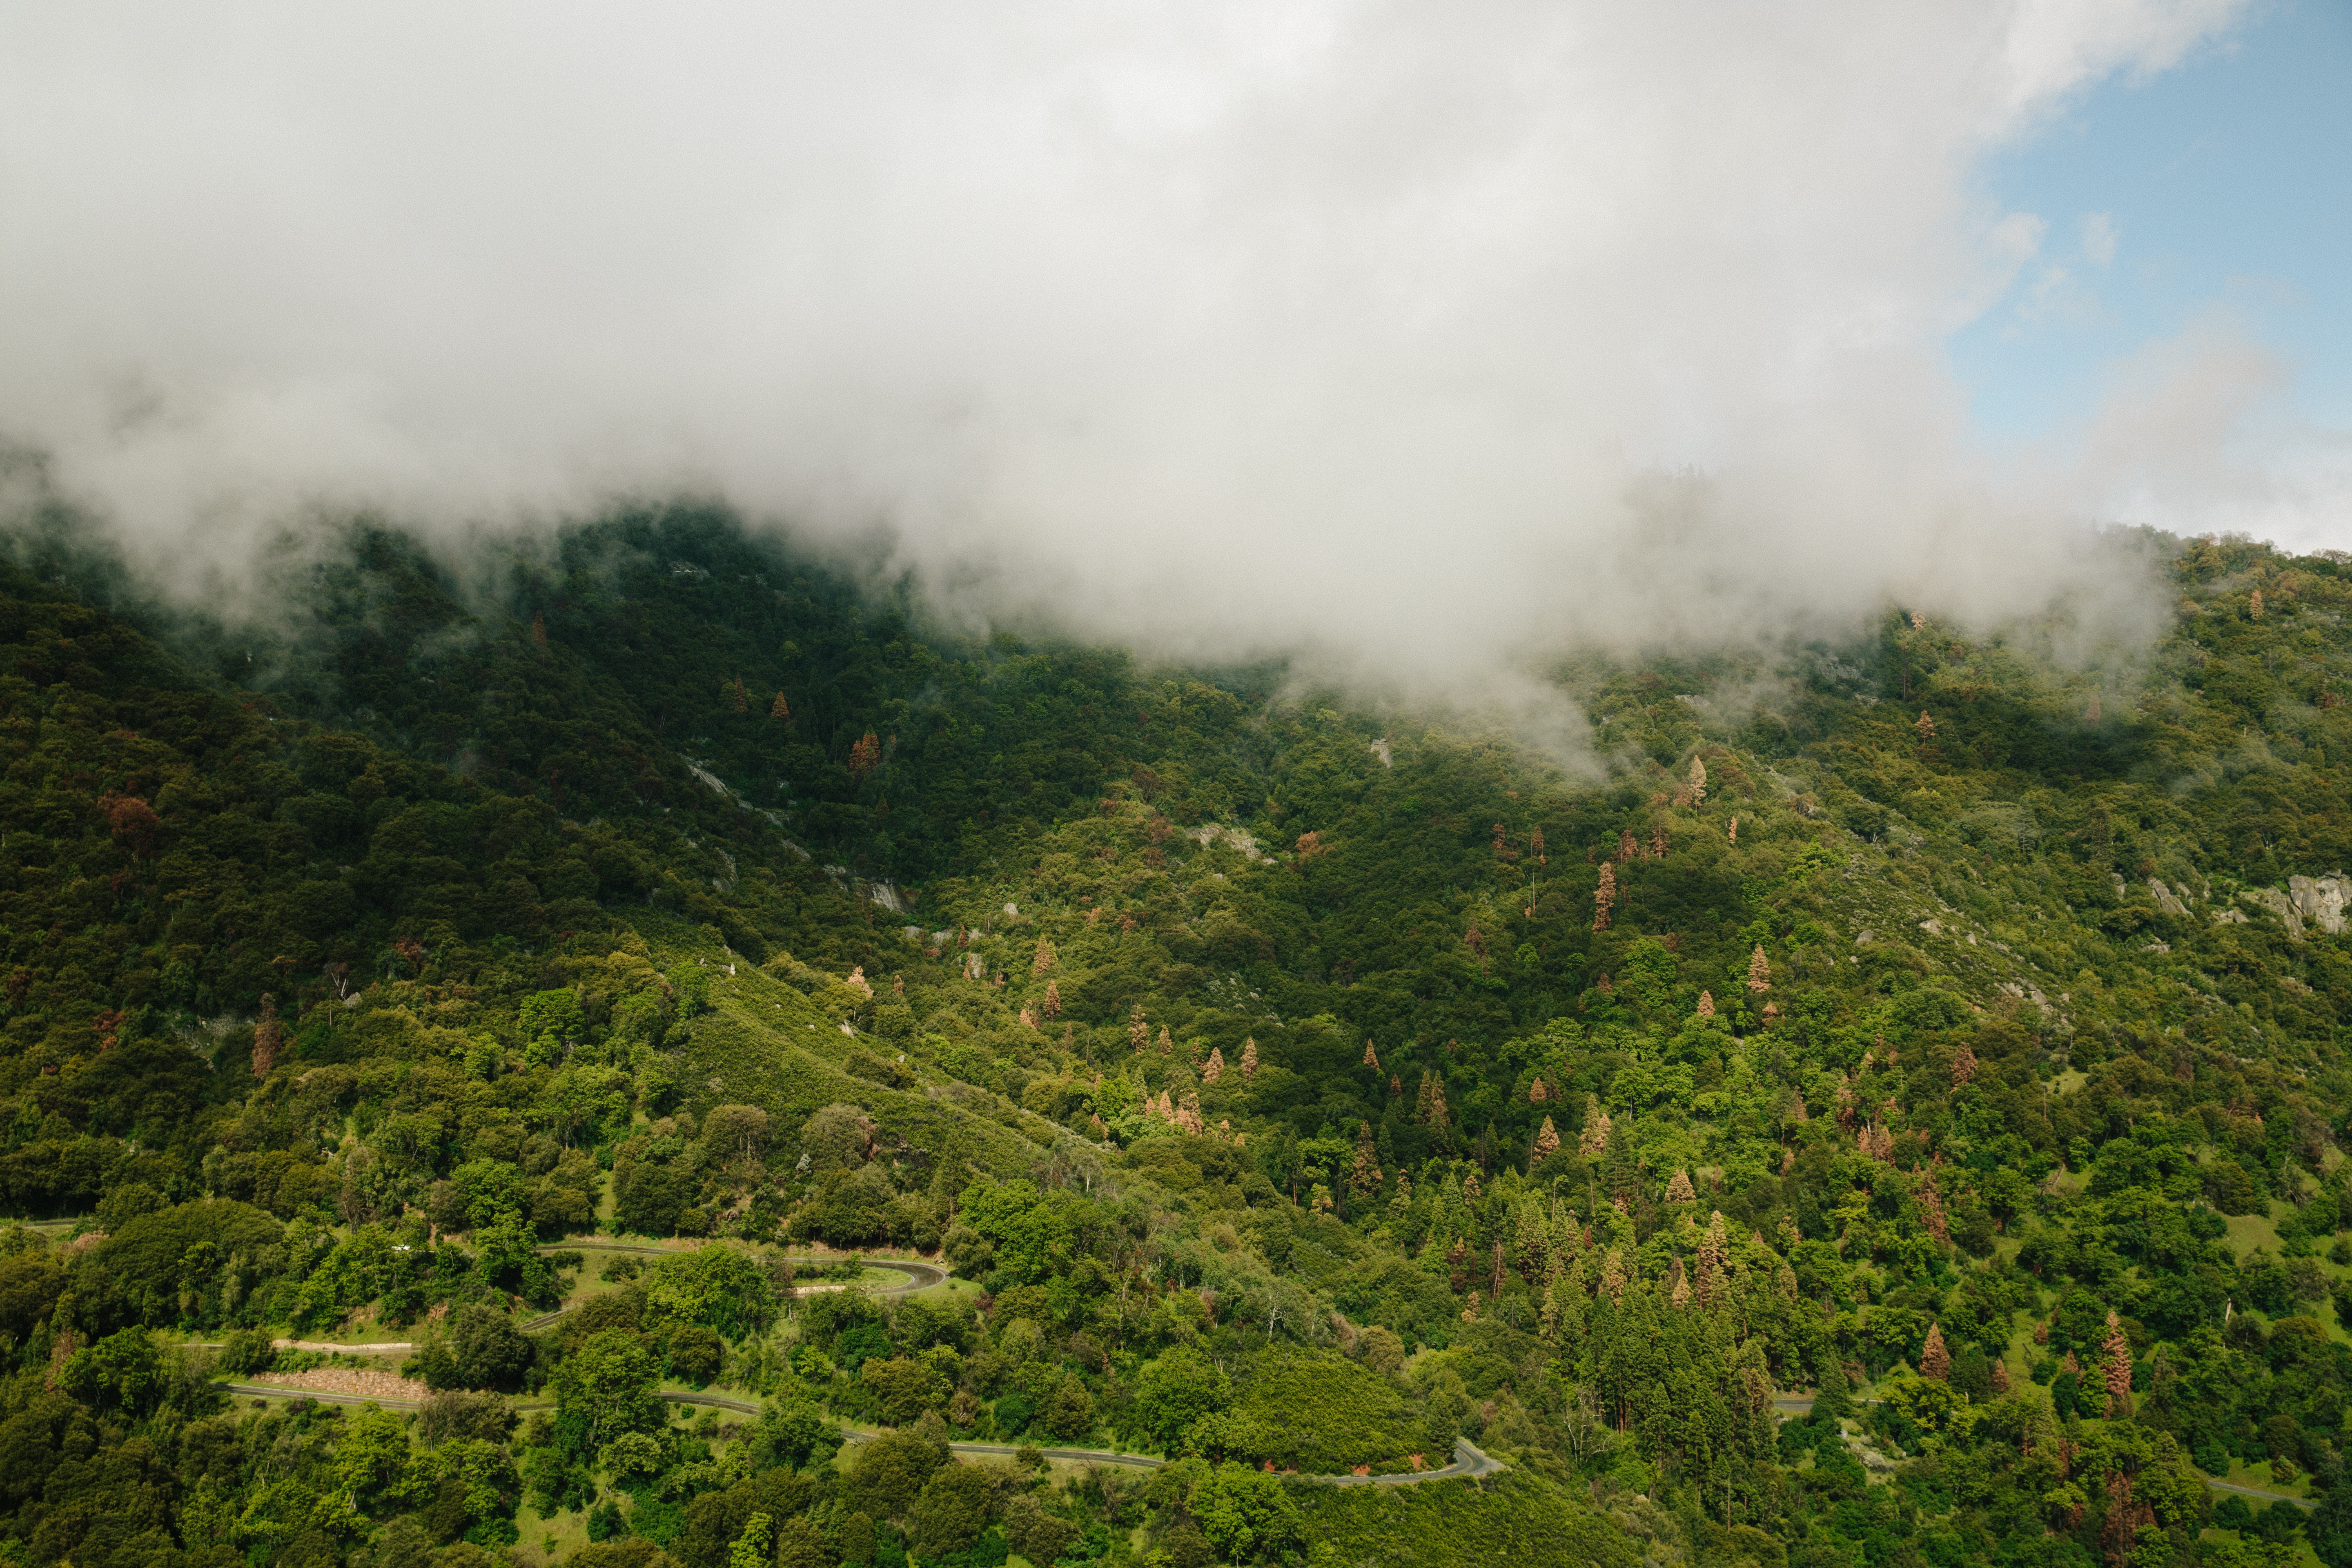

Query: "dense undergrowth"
left=0, top=513, right=2348, bottom=1567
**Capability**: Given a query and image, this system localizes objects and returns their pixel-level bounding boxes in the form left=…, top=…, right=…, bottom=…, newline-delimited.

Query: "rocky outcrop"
left=2148, top=880, right=2188, bottom=918
left=2241, top=886, right=2305, bottom=940
left=2289, top=874, right=2349, bottom=935
left=2234, top=875, right=2352, bottom=941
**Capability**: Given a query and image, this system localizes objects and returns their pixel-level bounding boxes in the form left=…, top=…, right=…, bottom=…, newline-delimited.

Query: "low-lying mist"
left=0, top=1, right=2284, bottom=760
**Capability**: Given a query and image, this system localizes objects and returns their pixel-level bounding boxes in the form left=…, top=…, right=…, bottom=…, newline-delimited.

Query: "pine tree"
left=1649, top=822, right=1668, bottom=859
left=2252, top=587, right=2265, bottom=620
left=1665, top=1168, right=1696, bottom=1204
left=1533, top=1116, right=1560, bottom=1162
left=1202, top=1046, right=1224, bottom=1083
left=1599, top=1247, right=1628, bottom=1303
left=1389, top=1073, right=1401, bottom=1098
left=847, top=731, right=881, bottom=779
left=1241, top=1038, right=1258, bottom=1081
left=1528, top=1075, right=1549, bottom=1103
left=769, top=691, right=790, bottom=720
left=1425, top=1075, right=1451, bottom=1131
left=1669, top=1266, right=1692, bottom=1310
left=1921, top=1323, right=1951, bottom=1381
left=1158, top=1025, right=1173, bottom=1056
left=1915, top=710, right=1935, bottom=746
left=1129, top=1007, right=1149, bottom=1051
left=1916, top=1174, right=1950, bottom=1245
left=2102, top=1310, right=2133, bottom=1418
left=1018, top=1006, right=1037, bottom=1030
left=1991, top=1359, right=2011, bottom=1394
left=1728, top=816, right=1737, bottom=844
left=1748, top=945, right=1771, bottom=993
left=1697, top=989, right=1714, bottom=1018
left=1951, top=1043, right=1977, bottom=1087
left=1689, top=754, right=1707, bottom=805
left=1531, top=826, right=1546, bottom=865
left=1363, top=1040, right=1381, bottom=1070
left=1617, top=829, right=1637, bottom=863
left=729, top=677, right=748, bottom=713
left=1578, top=1096, right=1612, bottom=1157
left=1489, top=1240, right=1506, bottom=1301
left=1444, top=1236, right=1470, bottom=1293
left=1350, top=1123, right=1382, bottom=1196
left=1592, top=863, right=1615, bottom=933
left=1032, top=939, right=1054, bottom=975
left=1042, top=980, right=1062, bottom=1019
left=252, top=993, right=285, bottom=1079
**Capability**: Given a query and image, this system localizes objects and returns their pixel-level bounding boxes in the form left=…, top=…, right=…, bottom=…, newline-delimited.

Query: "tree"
left=1001, top=1495, right=1080, bottom=1566
left=252, top=993, right=285, bottom=1079
left=1363, top=1040, right=1380, bottom=1069
left=1202, top=1046, right=1225, bottom=1083
left=910, top=1462, right=997, bottom=1558
left=1043, top=1372, right=1094, bottom=1438
left=848, top=731, right=882, bottom=780
left=1921, top=1323, right=1951, bottom=1381
left=1533, top=1116, right=1560, bottom=1161
left=60, top=1328, right=162, bottom=1412
left=645, top=1241, right=781, bottom=1339
left=1032, top=939, right=1054, bottom=975
left=1579, top=1096, right=1612, bottom=1158
left=1916, top=710, right=1936, bottom=746
left=1129, top=1007, right=1149, bottom=1051
left=1951, top=1044, right=1978, bottom=1087
left=2252, top=587, right=2265, bottom=620
left=1593, top=863, right=1615, bottom=932
left=1241, top=1038, right=1258, bottom=1080
left=727, top=1513, right=771, bottom=1568
left=1689, top=754, right=1708, bottom=805
left=702, top=1104, right=772, bottom=1169
left=1042, top=980, right=1062, bottom=1019
left=1697, top=990, right=1715, bottom=1018
left=844, top=1426, right=950, bottom=1520
left=1747, top=945, right=1771, bottom=993
left=727, top=677, right=748, bottom=713
left=2103, top=1310, right=2134, bottom=1419
left=769, top=691, right=791, bottom=719
left=1188, top=1463, right=1304, bottom=1563
left=1664, top=1169, right=1695, bottom=1204
left=862, top=1357, right=949, bottom=1424
left=554, top=1329, right=664, bottom=1450
left=1134, top=1347, right=1231, bottom=1452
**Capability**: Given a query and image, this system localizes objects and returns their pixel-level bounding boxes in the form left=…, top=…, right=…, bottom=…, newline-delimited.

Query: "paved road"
left=220, top=1382, right=1499, bottom=1487
left=517, top=1247, right=947, bottom=1331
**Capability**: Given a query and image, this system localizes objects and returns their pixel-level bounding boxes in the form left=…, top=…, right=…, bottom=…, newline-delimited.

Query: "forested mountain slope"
left=0, top=516, right=2350, bottom=1568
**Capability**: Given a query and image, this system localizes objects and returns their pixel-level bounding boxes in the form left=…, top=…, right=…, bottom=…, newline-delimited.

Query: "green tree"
left=1133, top=1347, right=1231, bottom=1453
left=555, top=1329, right=665, bottom=1451
left=909, top=1462, right=997, bottom=1558
left=1187, top=1461, right=1304, bottom=1564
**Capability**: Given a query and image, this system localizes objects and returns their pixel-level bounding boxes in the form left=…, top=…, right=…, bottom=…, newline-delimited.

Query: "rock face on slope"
left=2290, top=874, right=2349, bottom=935
left=2236, top=874, right=2350, bottom=940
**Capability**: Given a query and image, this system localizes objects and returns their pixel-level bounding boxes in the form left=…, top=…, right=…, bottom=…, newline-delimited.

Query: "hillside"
left=0, top=516, right=2350, bottom=1568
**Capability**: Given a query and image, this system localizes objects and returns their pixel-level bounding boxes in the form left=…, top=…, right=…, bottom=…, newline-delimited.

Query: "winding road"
left=219, top=1241, right=1497, bottom=1489
left=217, top=1385, right=1498, bottom=1487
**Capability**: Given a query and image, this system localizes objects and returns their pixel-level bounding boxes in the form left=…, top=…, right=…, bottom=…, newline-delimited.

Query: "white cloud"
left=0, top=1, right=2261, bottom=715
left=2081, top=211, right=2120, bottom=265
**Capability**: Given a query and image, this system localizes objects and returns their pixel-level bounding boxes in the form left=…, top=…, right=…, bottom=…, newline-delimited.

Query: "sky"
left=0, top=1, right=2336, bottom=732
left=1951, top=0, right=2352, bottom=548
